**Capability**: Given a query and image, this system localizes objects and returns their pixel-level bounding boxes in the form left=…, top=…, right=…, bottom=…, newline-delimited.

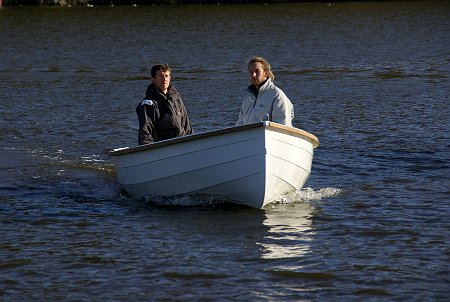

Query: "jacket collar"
left=145, top=83, right=178, bottom=99
left=247, top=78, right=273, bottom=97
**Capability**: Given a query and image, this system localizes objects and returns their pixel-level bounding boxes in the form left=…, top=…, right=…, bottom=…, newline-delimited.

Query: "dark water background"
left=1, top=2, right=449, bottom=301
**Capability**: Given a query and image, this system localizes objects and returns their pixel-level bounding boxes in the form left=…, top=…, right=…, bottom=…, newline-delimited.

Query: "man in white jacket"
left=236, top=57, right=294, bottom=127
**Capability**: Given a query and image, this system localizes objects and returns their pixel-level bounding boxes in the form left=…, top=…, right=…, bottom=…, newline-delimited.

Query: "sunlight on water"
left=47, top=156, right=116, bottom=174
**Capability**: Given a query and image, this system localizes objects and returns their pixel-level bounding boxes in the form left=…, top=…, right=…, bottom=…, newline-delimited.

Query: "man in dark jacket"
left=136, top=64, right=193, bottom=145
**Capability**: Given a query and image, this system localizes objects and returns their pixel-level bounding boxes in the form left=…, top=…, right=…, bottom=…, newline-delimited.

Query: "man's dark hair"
left=151, top=64, right=171, bottom=78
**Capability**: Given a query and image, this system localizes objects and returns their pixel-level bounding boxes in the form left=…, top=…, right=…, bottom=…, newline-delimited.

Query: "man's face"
left=153, top=70, right=171, bottom=93
left=248, top=62, right=268, bottom=86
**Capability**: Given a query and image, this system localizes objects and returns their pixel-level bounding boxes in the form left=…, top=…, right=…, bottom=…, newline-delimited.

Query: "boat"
left=110, top=121, right=319, bottom=209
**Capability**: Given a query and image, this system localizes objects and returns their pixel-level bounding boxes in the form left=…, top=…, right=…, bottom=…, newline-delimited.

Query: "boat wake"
left=143, top=187, right=342, bottom=208
left=273, top=187, right=342, bottom=204
left=144, top=194, right=234, bottom=208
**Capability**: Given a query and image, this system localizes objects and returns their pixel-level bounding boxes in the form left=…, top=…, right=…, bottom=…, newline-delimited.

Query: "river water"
left=1, top=2, right=449, bottom=301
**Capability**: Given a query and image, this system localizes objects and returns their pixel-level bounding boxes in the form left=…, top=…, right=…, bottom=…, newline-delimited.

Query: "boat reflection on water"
left=259, top=202, right=315, bottom=259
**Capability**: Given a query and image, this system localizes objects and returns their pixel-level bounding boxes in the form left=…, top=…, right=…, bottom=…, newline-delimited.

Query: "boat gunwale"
left=110, top=122, right=319, bottom=156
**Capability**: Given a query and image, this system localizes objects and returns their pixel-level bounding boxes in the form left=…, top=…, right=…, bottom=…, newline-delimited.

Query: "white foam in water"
left=273, top=187, right=342, bottom=204
left=148, top=194, right=226, bottom=207
left=81, top=154, right=105, bottom=163
left=147, top=187, right=341, bottom=207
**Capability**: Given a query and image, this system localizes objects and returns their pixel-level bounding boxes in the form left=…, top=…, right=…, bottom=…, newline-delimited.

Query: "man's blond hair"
left=248, top=56, right=274, bottom=81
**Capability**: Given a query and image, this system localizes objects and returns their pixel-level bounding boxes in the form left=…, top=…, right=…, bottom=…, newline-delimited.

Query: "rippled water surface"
left=1, top=2, right=449, bottom=301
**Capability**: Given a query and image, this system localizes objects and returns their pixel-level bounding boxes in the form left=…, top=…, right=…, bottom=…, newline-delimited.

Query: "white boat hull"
left=110, top=122, right=319, bottom=209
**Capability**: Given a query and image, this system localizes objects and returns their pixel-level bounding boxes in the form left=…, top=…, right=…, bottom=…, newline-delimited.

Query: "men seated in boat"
left=136, top=64, right=193, bottom=145
left=236, top=56, right=294, bottom=127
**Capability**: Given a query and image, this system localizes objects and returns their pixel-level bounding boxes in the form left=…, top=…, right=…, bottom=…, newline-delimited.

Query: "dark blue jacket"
left=136, top=84, right=193, bottom=145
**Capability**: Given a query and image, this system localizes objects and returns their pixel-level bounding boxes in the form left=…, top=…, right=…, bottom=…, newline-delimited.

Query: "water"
left=1, top=2, right=449, bottom=301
